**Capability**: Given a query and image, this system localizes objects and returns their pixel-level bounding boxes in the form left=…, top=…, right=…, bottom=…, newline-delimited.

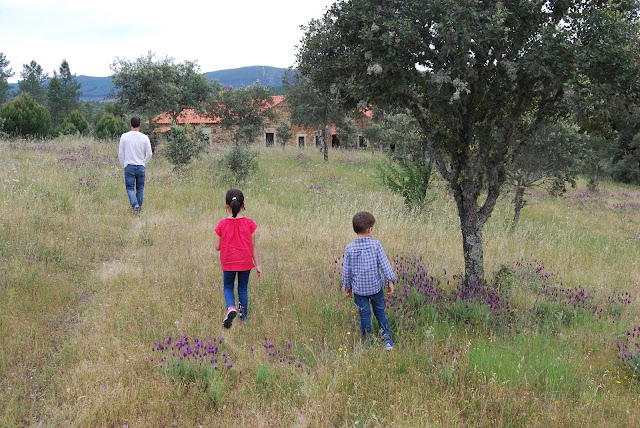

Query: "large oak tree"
left=297, top=0, right=640, bottom=285
left=110, top=52, right=216, bottom=140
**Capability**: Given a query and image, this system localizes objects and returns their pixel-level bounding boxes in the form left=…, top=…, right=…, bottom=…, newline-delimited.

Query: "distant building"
left=152, top=95, right=372, bottom=148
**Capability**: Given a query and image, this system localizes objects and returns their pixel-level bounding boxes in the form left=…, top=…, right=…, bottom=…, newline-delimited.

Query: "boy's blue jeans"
left=223, top=270, right=250, bottom=320
left=354, top=289, right=392, bottom=342
left=124, top=164, right=145, bottom=208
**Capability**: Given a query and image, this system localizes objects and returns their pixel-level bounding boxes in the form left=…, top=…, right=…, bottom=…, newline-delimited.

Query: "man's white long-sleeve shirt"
left=118, top=130, right=152, bottom=168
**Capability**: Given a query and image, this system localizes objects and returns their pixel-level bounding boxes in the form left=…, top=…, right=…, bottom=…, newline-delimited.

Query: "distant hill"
left=7, top=66, right=288, bottom=102
left=204, top=66, right=286, bottom=89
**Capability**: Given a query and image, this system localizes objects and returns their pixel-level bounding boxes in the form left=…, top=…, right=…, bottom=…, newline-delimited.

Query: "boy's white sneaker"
left=223, top=307, right=237, bottom=329
left=385, top=340, right=393, bottom=351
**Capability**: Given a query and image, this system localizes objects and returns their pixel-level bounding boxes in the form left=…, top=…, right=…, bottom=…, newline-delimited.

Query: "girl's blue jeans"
left=354, top=289, right=392, bottom=342
left=223, top=270, right=250, bottom=320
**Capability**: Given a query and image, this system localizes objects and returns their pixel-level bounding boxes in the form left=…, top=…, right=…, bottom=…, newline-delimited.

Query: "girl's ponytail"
left=225, top=188, right=245, bottom=218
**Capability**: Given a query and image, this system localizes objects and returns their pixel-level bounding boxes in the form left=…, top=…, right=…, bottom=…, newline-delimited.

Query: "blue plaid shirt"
left=342, top=237, right=396, bottom=296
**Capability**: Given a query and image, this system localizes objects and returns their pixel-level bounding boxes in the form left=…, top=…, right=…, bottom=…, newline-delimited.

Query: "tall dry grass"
left=1, top=136, right=639, bottom=426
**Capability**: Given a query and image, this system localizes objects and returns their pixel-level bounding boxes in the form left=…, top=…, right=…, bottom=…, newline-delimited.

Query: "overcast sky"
left=1, top=0, right=336, bottom=83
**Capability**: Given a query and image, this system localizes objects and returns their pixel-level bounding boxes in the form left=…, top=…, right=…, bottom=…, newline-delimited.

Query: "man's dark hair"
left=352, top=211, right=376, bottom=234
left=130, top=116, right=141, bottom=128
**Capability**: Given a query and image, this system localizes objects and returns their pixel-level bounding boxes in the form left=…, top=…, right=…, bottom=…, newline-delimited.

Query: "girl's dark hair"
left=225, top=188, right=245, bottom=218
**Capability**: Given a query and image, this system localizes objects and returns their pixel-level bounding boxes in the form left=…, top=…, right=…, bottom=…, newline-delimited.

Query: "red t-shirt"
left=215, top=217, right=257, bottom=271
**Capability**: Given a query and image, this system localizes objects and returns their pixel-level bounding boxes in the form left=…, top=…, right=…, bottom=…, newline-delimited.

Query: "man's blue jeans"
left=124, top=164, right=145, bottom=208
left=354, top=289, right=392, bottom=341
left=223, top=270, right=250, bottom=321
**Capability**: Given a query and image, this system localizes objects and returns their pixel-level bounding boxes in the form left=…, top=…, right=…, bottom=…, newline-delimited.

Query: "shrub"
left=94, top=113, right=129, bottom=139
left=1, top=94, right=51, bottom=137
left=165, top=122, right=209, bottom=170
left=220, top=143, right=259, bottom=183
left=376, top=161, right=433, bottom=210
left=59, top=110, right=89, bottom=135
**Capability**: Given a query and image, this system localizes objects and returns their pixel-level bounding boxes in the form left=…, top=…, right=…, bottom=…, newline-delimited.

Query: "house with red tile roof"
left=152, top=95, right=372, bottom=148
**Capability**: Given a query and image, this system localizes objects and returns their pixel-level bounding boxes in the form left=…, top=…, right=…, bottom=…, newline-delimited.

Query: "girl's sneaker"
left=385, top=340, right=393, bottom=351
left=223, top=307, right=237, bottom=328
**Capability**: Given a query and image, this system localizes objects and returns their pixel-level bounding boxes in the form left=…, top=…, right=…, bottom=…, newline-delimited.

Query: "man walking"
left=118, top=116, right=152, bottom=216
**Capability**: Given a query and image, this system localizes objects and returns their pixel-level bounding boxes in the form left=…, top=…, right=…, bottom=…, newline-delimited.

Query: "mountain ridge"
left=8, top=65, right=288, bottom=102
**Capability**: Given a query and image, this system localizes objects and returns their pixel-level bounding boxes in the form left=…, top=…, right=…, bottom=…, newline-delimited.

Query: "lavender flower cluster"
left=511, top=259, right=632, bottom=320
left=259, top=336, right=304, bottom=368
left=617, top=326, right=640, bottom=375
left=58, top=146, right=115, bottom=167
left=149, top=333, right=233, bottom=370
left=385, top=256, right=514, bottom=331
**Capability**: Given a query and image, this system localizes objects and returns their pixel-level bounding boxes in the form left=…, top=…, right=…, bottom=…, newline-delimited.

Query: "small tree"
left=283, top=69, right=350, bottom=161
left=0, top=52, right=14, bottom=106
left=58, top=109, right=89, bottom=136
left=94, top=113, right=129, bottom=139
left=165, top=122, right=209, bottom=170
left=47, top=59, right=81, bottom=127
left=220, top=143, right=260, bottom=184
left=275, top=120, right=293, bottom=149
left=506, top=121, right=582, bottom=230
left=365, top=110, right=433, bottom=209
left=18, top=60, right=48, bottom=104
left=206, top=83, right=274, bottom=182
left=1, top=94, right=51, bottom=137
left=110, top=52, right=215, bottom=143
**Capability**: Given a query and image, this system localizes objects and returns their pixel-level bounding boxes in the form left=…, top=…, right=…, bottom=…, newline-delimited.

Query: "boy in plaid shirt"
left=342, top=211, right=396, bottom=350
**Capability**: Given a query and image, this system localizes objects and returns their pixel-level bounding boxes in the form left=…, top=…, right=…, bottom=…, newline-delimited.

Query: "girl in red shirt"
left=215, top=189, right=262, bottom=328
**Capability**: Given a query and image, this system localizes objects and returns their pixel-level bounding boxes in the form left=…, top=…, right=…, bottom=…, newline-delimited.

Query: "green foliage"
left=276, top=120, right=293, bottom=148
left=0, top=52, right=13, bottom=106
left=103, top=101, right=127, bottom=119
left=110, top=52, right=215, bottom=139
left=1, top=94, right=51, bottom=137
left=18, top=60, right=48, bottom=104
left=297, top=0, right=640, bottom=285
left=507, top=121, right=583, bottom=229
left=283, top=69, right=354, bottom=160
left=367, top=110, right=433, bottom=209
left=46, top=59, right=81, bottom=127
left=608, top=110, right=640, bottom=185
left=220, top=143, right=259, bottom=184
left=57, top=110, right=89, bottom=136
left=94, top=113, right=128, bottom=139
left=376, top=160, right=433, bottom=210
left=165, top=122, right=209, bottom=170
left=207, top=83, right=274, bottom=145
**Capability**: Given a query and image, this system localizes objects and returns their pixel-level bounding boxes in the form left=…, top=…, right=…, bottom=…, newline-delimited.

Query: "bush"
left=377, top=160, right=433, bottom=210
left=165, top=122, right=209, bottom=170
left=60, top=110, right=89, bottom=135
left=94, top=113, right=129, bottom=139
left=221, top=143, right=259, bottom=183
left=0, top=94, right=51, bottom=137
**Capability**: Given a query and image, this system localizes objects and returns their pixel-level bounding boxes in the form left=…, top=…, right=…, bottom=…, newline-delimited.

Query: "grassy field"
left=1, top=136, right=640, bottom=427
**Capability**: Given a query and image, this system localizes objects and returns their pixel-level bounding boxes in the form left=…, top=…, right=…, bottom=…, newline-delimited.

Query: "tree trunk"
left=322, top=123, right=329, bottom=161
left=457, top=199, right=485, bottom=286
left=511, top=185, right=525, bottom=231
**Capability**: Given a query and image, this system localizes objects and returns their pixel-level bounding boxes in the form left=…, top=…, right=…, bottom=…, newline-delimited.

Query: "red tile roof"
left=153, top=95, right=288, bottom=131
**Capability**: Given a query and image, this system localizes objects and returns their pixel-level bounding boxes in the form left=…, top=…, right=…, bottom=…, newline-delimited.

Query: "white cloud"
left=1, top=0, right=336, bottom=82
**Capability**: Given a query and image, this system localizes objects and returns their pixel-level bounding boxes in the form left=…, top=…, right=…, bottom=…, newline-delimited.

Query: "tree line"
left=0, top=55, right=132, bottom=139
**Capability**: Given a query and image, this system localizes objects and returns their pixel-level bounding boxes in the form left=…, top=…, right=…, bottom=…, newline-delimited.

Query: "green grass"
left=1, top=136, right=640, bottom=426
